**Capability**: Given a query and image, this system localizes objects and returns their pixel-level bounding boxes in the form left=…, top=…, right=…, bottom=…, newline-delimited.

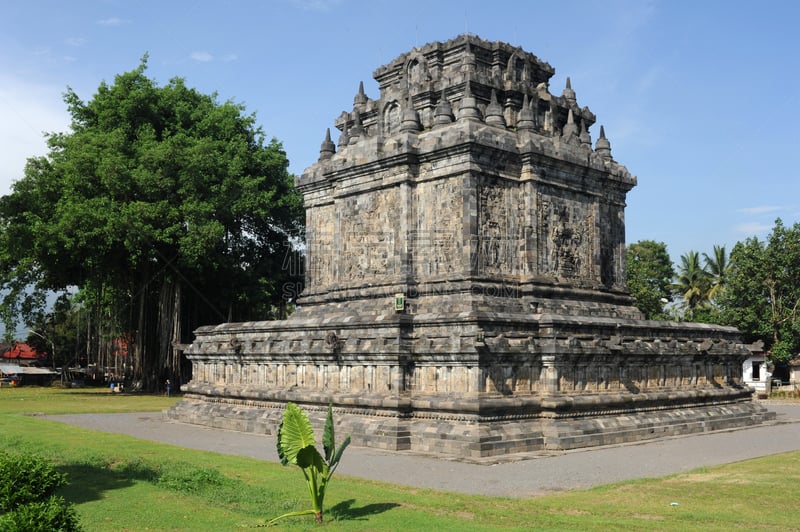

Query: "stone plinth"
left=167, top=35, right=773, bottom=458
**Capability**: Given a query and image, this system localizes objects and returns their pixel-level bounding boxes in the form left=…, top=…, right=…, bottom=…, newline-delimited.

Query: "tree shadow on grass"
left=329, top=499, right=401, bottom=521
left=58, top=460, right=159, bottom=504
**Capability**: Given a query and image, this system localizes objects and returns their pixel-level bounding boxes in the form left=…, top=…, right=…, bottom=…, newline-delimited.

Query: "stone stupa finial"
left=337, top=120, right=349, bottom=148
left=595, top=125, right=612, bottom=160
left=319, top=128, right=335, bottom=160
left=399, top=92, right=421, bottom=133
left=562, top=76, right=576, bottom=105
left=561, top=108, right=579, bottom=142
left=456, top=79, right=482, bottom=122
left=348, top=111, right=364, bottom=143
left=517, top=93, right=535, bottom=132
left=484, top=89, right=506, bottom=128
left=354, top=80, right=368, bottom=107
left=433, top=88, right=454, bottom=127
left=579, top=121, right=592, bottom=149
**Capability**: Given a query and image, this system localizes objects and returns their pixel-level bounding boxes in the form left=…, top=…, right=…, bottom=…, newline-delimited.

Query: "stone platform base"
left=165, top=389, right=775, bottom=460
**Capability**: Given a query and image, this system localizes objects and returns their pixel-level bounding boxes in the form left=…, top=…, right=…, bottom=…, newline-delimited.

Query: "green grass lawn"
left=1, top=386, right=799, bottom=530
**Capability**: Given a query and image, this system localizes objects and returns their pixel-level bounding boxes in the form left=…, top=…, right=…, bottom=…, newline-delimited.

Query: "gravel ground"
left=47, top=402, right=800, bottom=498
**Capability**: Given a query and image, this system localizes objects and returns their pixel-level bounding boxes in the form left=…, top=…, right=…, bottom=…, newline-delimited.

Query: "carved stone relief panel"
left=306, top=204, right=334, bottom=289
left=412, top=179, right=463, bottom=278
left=339, top=188, right=400, bottom=283
left=599, top=202, right=625, bottom=287
left=537, top=191, right=595, bottom=280
left=476, top=179, right=524, bottom=276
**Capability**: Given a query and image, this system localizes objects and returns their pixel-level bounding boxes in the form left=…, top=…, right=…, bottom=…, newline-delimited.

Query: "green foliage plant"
left=0, top=55, right=304, bottom=385
left=0, top=451, right=81, bottom=531
left=626, top=240, right=675, bottom=319
left=270, top=402, right=350, bottom=525
left=0, top=496, right=81, bottom=532
left=719, top=219, right=800, bottom=363
left=673, top=250, right=712, bottom=314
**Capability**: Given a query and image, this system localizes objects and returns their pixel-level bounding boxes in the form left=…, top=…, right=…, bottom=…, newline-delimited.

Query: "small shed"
left=742, top=340, right=769, bottom=393
left=0, top=363, right=57, bottom=386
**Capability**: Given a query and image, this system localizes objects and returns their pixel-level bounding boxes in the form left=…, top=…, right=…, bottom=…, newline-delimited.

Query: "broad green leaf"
left=323, top=403, right=335, bottom=462
left=275, top=419, right=288, bottom=466
left=296, top=445, right=324, bottom=471
left=277, top=403, right=316, bottom=466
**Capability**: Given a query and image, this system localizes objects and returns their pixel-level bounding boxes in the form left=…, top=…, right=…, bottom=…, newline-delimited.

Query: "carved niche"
left=339, top=189, right=399, bottom=282
left=537, top=192, right=595, bottom=280
left=477, top=179, right=524, bottom=276
left=412, top=179, right=463, bottom=278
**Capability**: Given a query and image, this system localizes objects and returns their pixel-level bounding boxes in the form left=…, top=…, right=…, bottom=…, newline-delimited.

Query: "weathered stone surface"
left=167, top=35, right=773, bottom=457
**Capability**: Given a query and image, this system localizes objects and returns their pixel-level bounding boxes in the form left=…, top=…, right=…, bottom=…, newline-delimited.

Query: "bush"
left=0, top=451, right=80, bottom=531
left=0, top=496, right=80, bottom=532
left=0, top=451, right=67, bottom=512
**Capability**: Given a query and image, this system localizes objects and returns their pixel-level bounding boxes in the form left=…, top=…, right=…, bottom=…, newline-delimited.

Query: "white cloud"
left=735, top=222, right=772, bottom=235
left=190, top=52, right=238, bottom=63
left=0, top=76, right=71, bottom=196
left=288, top=0, right=342, bottom=12
left=65, top=37, right=85, bottom=47
left=190, top=51, right=214, bottom=62
left=737, top=205, right=783, bottom=215
left=97, top=17, right=124, bottom=26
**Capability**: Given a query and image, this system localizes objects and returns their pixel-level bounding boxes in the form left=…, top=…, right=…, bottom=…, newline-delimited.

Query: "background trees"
left=672, top=250, right=712, bottom=318
left=625, top=240, right=675, bottom=319
left=627, top=220, right=800, bottom=366
left=0, top=58, right=303, bottom=389
left=703, top=244, right=729, bottom=301
left=718, top=220, right=800, bottom=364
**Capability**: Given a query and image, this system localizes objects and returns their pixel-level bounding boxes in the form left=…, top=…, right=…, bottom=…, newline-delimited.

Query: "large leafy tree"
left=703, top=244, right=729, bottom=301
left=625, top=240, right=675, bottom=319
left=0, top=57, right=303, bottom=388
left=718, top=219, right=800, bottom=363
left=672, top=250, right=711, bottom=317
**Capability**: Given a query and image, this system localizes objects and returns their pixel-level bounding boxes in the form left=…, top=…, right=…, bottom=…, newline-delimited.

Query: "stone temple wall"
left=167, top=35, right=773, bottom=459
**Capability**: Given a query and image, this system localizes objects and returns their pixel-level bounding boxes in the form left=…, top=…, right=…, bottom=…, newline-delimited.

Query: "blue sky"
left=1, top=0, right=799, bottom=266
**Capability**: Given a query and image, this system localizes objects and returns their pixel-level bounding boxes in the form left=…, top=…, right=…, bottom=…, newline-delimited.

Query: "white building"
left=742, top=341, right=769, bottom=394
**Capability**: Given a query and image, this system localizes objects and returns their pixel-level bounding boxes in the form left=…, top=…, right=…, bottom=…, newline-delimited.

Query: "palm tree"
left=673, top=250, right=711, bottom=311
left=703, top=245, right=729, bottom=301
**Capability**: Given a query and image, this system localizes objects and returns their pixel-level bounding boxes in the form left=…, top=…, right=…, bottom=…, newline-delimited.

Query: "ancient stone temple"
left=168, top=35, right=772, bottom=458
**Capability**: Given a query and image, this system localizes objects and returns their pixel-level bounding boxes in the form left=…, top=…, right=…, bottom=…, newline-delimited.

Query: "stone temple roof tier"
left=301, top=34, right=632, bottom=189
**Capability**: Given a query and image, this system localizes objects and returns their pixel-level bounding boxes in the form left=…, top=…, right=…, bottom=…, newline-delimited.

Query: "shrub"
left=0, top=495, right=80, bottom=532
left=0, top=451, right=81, bottom=531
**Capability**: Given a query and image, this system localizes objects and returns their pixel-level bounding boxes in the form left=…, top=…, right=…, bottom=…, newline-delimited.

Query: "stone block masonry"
left=167, top=34, right=773, bottom=458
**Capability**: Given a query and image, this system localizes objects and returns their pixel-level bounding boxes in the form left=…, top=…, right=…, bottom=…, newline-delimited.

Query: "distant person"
left=165, top=379, right=172, bottom=397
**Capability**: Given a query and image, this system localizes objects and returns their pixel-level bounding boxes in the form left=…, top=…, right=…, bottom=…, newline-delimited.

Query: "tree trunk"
left=157, top=277, right=182, bottom=388
left=133, top=284, right=146, bottom=387
left=171, top=281, right=182, bottom=382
